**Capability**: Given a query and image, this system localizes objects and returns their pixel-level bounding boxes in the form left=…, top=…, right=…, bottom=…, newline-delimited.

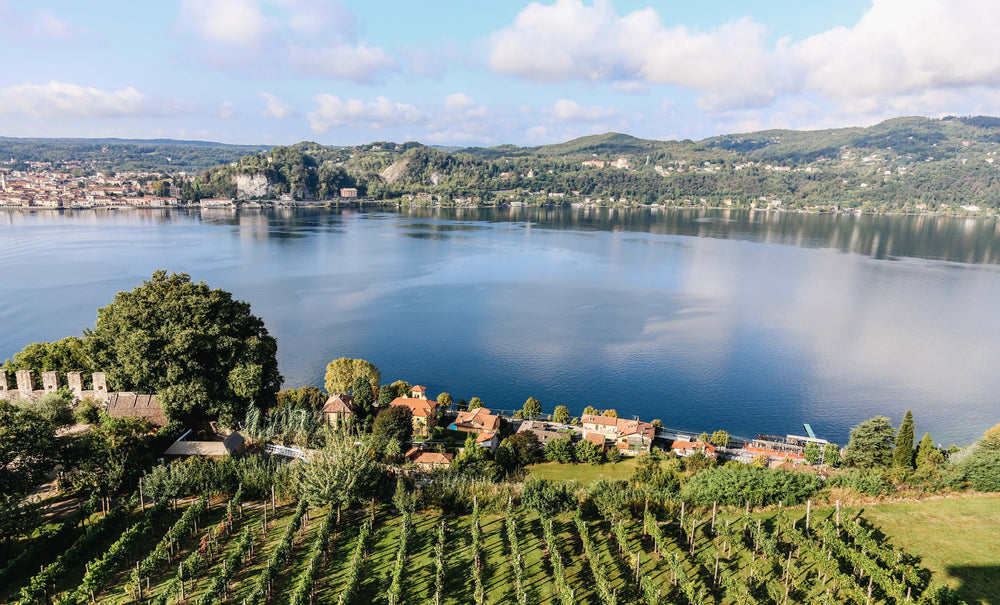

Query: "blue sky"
left=2, top=0, right=999, bottom=146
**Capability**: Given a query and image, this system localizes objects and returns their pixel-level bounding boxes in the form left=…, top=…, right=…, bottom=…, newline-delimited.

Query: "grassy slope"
left=850, top=494, right=1000, bottom=605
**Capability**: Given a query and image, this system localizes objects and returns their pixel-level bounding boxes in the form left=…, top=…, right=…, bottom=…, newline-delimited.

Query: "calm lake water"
left=2, top=206, right=999, bottom=446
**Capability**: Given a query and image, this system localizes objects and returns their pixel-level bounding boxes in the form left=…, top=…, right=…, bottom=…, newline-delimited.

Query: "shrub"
left=680, top=464, right=822, bottom=507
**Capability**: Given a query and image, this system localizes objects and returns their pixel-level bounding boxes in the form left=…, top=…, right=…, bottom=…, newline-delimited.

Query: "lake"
left=2, top=206, right=999, bottom=446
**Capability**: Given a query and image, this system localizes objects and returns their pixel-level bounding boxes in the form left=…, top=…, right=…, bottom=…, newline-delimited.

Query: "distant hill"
left=0, top=137, right=269, bottom=173
left=9, top=116, right=1000, bottom=212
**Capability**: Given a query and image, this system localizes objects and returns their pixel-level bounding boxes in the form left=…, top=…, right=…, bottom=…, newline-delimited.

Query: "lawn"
left=850, top=494, right=1000, bottom=605
left=527, top=458, right=639, bottom=484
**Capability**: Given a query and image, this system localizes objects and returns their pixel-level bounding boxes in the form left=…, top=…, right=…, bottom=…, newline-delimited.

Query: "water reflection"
left=1, top=206, right=998, bottom=445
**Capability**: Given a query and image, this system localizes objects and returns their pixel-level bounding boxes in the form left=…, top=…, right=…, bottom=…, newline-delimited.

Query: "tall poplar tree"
left=894, top=409, right=915, bottom=469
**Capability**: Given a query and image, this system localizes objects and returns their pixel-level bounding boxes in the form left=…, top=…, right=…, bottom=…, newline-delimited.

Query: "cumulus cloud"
left=788, top=0, right=1000, bottom=98
left=307, top=95, right=425, bottom=133
left=489, top=0, right=1000, bottom=116
left=259, top=93, right=293, bottom=119
left=0, top=82, right=187, bottom=119
left=178, top=0, right=398, bottom=83
left=489, top=0, right=775, bottom=110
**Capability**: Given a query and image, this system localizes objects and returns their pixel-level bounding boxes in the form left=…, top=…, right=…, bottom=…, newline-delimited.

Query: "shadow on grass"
left=945, top=564, right=1000, bottom=605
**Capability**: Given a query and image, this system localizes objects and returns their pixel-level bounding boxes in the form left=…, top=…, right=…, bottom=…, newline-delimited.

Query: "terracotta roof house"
left=582, top=414, right=655, bottom=454
left=671, top=440, right=717, bottom=459
left=475, top=430, right=499, bottom=452
left=390, top=397, right=439, bottom=436
left=106, top=392, right=167, bottom=426
left=452, top=407, right=500, bottom=434
left=581, top=414, right=619, bottom=434
left=584, top=431, right=608, bottom=451
left=410, top=385, right=428, bottom=399
left=405, top=446, right=453, bottom=468
left=321, top=394, right=355, bottom=429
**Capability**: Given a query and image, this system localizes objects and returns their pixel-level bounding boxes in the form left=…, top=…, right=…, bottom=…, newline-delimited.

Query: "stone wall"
left=0, top=370, right=109, bottom=402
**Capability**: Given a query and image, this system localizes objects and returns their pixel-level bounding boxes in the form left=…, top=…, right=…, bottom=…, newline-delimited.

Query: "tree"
left=823, top=443, right=841, bottom=466
left=697, top=432, right=711, bottom=443
left=894, top=409, right=915, bottom=469
left=296, top=434, right=386, bottom=509
left=275, top=386, right=327, bottom=413
left=916, top=432, right=937, bottom=468
left=353, top=376, right=375, bottom=419
left=582, top=405, right=599, bottom=416
left=575, top=439, right=604, bottom=465
left=86, top=271, right=282, bottom=425
left=552, top=405, right=571, bottom=424
left=436, top=392, right=453, bottom=407
left=522, top=397, right=541, bottom=419
left=0, top=401, right=57, bottom=543
left=324, top=358, right=380, bottom=396
left=371, top=405, right=413, bottom=445
left=804, top=442, right=821, bottom=465
left=710, top=430, right=731, bottom=447
left=602, top=409, right=618, bottom=418
left=468, top=397, right=484, bottom=410
left=2, top=336, right=95, bottom=385
left=378, top=385, right=394, bottom=407
left=389, top=380, right=412, bottom=398
left=843, top=416, right=896, bottom=469
left=544, top=436, right=574, bottom=463
left=651, top=419, right=663, bottom=429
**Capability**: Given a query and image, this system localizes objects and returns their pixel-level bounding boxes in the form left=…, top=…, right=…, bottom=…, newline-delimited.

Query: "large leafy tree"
left=323, top=357, right=380, bottom=396
left=86, top=271, right=282, bottom=424
left=371, top=405, right=413, bottom=444
left=2, top=336, right=95, bottom=385
left=843, top=416, right=896, bottom=469
left=0, top=401, right=57, bottom=543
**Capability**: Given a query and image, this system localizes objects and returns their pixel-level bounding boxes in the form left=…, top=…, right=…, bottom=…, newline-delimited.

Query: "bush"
left=826, top=469, right=893, bottom=496
left=680, top=464, right=822, bottom=507
left=520, top=477, right=580, bottom=514
left=74, top=397, right=101, bottom=424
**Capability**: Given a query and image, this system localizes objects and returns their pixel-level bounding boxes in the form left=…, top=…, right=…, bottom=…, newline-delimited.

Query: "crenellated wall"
left=0, top=370, right=110, bottom=402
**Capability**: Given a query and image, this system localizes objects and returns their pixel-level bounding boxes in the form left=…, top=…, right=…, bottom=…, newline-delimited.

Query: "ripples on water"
left=1, top=206, right=998, bottom=445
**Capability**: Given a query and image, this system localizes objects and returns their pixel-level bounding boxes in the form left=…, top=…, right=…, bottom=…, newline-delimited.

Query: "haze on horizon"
left=3, top=0, right=1000, bottom=147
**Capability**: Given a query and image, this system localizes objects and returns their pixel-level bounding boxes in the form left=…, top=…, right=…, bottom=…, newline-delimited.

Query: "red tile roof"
left=391, top=397, right=438, bottom=418
left=322, top=394, right=355, bottom=414
left=454, top=407, right=500, bottom=432
left=405, top=447, right=453, bottom=465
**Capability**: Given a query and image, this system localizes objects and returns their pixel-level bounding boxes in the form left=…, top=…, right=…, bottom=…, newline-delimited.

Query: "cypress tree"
left=916, top=432, right=936, bottom=468
left=894, top=409, right=915, bottom=469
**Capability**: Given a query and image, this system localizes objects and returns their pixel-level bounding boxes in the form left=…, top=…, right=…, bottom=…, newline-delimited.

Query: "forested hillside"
left=185, top=116, right=1000, bottom=212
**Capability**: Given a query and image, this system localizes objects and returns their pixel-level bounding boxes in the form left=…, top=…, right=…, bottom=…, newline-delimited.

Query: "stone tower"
left=92, top=372, right=108, bottom=400
left=0, top=370, right=8, bottom=392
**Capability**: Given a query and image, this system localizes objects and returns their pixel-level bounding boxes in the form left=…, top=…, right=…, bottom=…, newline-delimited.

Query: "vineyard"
left=3, top=493, right=934, bottom=605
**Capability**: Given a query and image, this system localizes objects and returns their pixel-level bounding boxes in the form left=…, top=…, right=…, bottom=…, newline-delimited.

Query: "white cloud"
left=219, top=101, right=236, bottom=119
left=307, top=95, right=425, bottom=133
left=0, top=2, right=79, bottom=39
left=179, top=0, right=267, bottom=48
left=178, top=0, right=397, bottom=83
left=490, top=0, right=1000, bottom=117
left=789, top=0, right=1000, bottom=99
left=551, top=99, right=615, bottom=122
left=489, top=0, right=774, bottom=109
left=0, top=82, right=187, bottom=119
left=287, top=43, right=397, bottom=83
left=259, top=93, right=293, bottom=119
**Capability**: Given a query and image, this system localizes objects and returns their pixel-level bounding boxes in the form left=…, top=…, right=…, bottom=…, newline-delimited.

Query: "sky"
left=3, top=0, right=1000, bottom=147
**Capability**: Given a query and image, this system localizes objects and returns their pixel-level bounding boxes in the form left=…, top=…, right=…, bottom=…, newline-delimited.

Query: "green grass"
left=527, top=458, right=639, bottom=484
left=849, top=494, right=1000, bottom=605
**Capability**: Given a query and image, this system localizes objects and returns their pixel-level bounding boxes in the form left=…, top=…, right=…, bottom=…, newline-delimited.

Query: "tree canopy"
left=843, top=416, right=896, bottom=469
left=323, top=358, right=380, bottom=396
left=86, top=271, right=282, bottom=425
